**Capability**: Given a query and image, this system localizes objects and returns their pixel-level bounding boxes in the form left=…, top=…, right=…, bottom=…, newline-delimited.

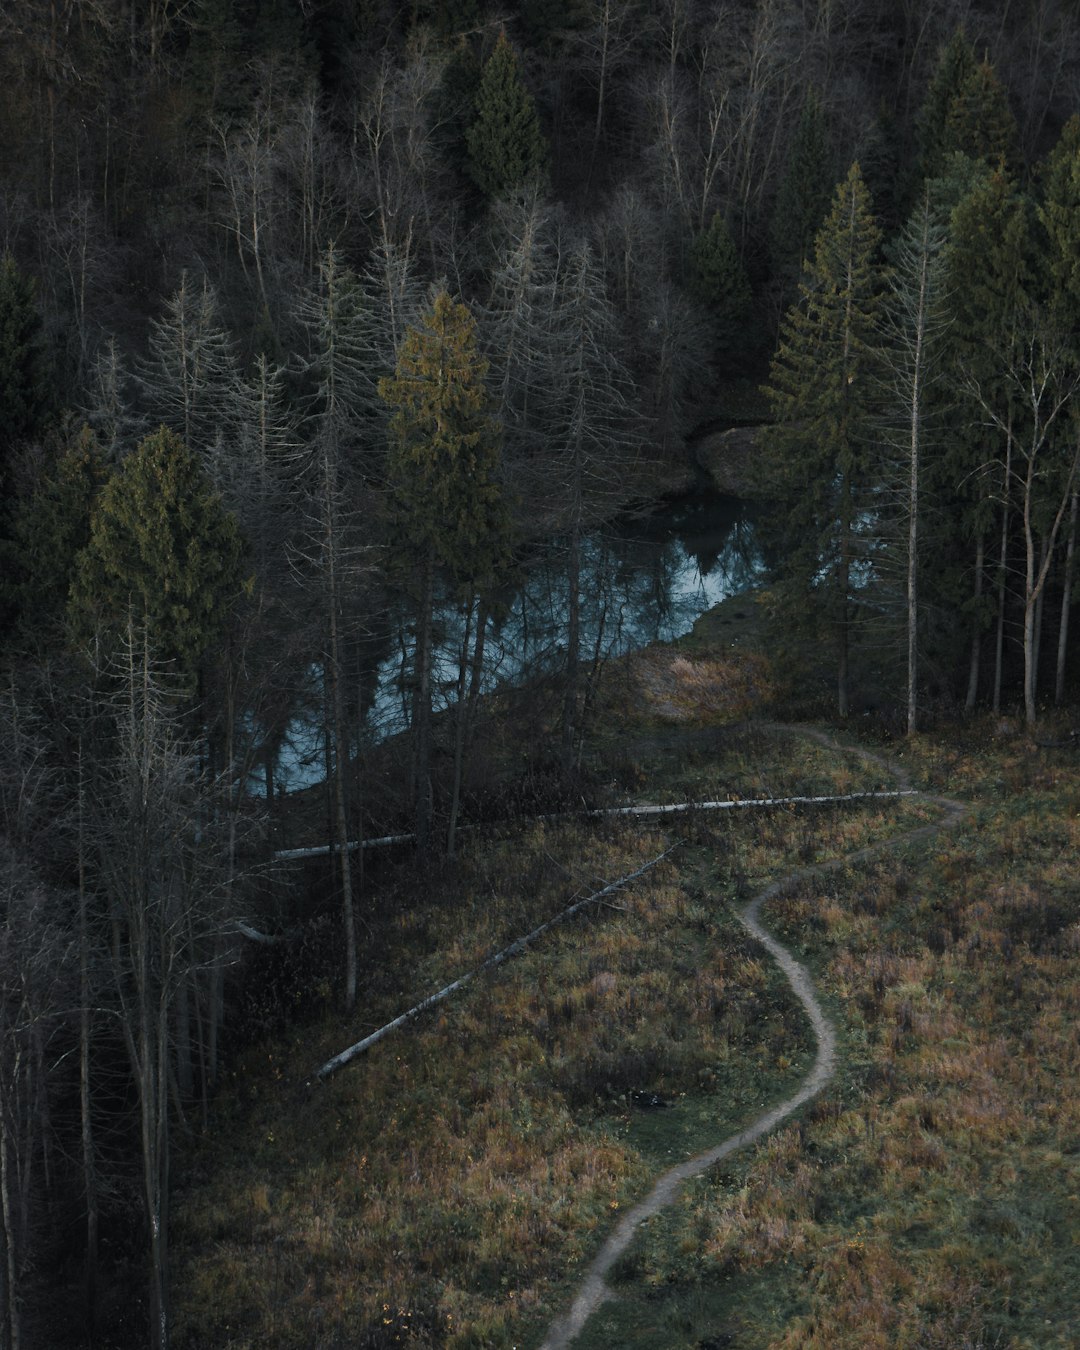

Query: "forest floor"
left=539, top=728, right=966, bottom=1348
left=169, top=604, right=1080, bottom=1350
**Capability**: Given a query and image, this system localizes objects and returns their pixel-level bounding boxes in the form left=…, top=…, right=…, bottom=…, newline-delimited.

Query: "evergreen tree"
left=1039, top=114, right=1080, bottom=336
left=412, top=0, right=482, bottom=39
left=70, top=427, right=247, bottom=682
left=465, top=30, right=548, bottom=200
left=0, top=250, right=48, bottom=487
left=941, top=166, right=1034, bottom=710
left=5, top=422, right=107, bottom=638
left=917, top=31, right=1017, bottom=181
left=760, top=162, right=884, bottom=717
left=916, top=28, right=978, bottom=181
left=769, top=90, right=833, bottom=287
left=379, top=288, right=510, bottom=852
left=943, top=59, right=1019, bottom=174
left=688, top=211, right=752, bottom=357
left=432, top=36, right=483, bottom=179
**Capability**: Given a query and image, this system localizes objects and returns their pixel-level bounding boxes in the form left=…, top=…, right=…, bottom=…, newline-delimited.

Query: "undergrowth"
left=170, top=736, right=917, bottom=1348
left=593, top=728, right=1079, bottom=1349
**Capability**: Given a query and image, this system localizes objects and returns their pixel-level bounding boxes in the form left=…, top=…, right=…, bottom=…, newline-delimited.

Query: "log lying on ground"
left=277, top=790, right=917, bottom=861
left=312, top=846, right=677, bottom=1082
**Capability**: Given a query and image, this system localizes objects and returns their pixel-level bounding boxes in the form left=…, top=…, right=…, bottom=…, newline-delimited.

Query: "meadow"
left=171, top=626, right=1079, bottom=1348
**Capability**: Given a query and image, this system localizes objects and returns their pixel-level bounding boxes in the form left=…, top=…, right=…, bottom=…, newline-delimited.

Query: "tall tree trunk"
left=324, top=447, right=357, bottom=1010
left=993, top=437, right=1012, bottom=714
left=837, top=473, right=852, bottom=719
left=907, top=368, right=920, bottom=736
left=446, top=592, right=475, bottom=860
left=1055, top=491, right=1077, bottom=704
left=414, top=551, right=436, bottom=854
left=0, top=1104, right=19, bottom=1350
left=1033, top=536, right=1049, bottom=704
left=965, top=534, right=984, bottom=713
left=325, top=622, right=356, bottom=1009
left=78, top=741, right=99, bottom=1332
left=562, top=524, right=582, bottom=776
left=138, top=993, right=169, bottom=1350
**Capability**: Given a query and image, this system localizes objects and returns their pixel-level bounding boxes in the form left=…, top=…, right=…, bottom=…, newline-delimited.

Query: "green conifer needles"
left=71, top=427, right=247, bottom=679
left=761, top=163, right=883, bottom=716
left=0, top=251, right=48, bottom=475
left=466, top=32, right=548, bottom=200
left=380, top=289, right=509, bottom=588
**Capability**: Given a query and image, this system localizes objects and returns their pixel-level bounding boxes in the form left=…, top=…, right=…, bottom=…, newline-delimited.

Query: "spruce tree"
left=1039, top=114, right=1080, bottom=336
left=689, top=212, right=752, bottom=358
left=916, top=28, right=978, bottom=181
left=5, top=423, right=107, bottom=638
left=760, top=162, right=883, bottom=717
left=769, top=90, right=834, bottom=287
left=70, top=427, right=247, bottom=682
left=917, top=32, right=1017, bottom=180
left=465, top=31, right=548, bottom=200
left=943, top=59, right=1019, bottom=173
left=0, top=250, right=48, bottom=486
left=379, top=288, right=509, bottom=852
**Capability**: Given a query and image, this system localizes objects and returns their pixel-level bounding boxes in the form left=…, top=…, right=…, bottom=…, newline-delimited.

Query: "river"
left=269, top=488, right=760, bottom=793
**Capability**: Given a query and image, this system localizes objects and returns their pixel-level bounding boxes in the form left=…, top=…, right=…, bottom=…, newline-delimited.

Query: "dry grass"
left=170, top=697, right=1080, bottom=1348
left=619, top=727, right=1080, bottom=1348
left=171, top=735, right=919, bottom=1348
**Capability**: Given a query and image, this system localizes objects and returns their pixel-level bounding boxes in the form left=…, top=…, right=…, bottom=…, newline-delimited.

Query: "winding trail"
left=538, top=726, right=967, bottom=1350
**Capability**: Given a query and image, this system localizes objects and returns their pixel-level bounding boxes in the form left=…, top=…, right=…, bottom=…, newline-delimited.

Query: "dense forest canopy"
left=2, top=1, right=1080, bottom=1345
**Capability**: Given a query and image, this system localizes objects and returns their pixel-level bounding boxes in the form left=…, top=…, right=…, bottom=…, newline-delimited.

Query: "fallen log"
left=312, top=846, right=678, bottom=1082
left=277, top=790, right=917, bottom=861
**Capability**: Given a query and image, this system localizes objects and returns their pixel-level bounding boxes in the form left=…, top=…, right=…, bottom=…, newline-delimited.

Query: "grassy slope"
left=171, top=615, right=1079, bottom=1349
left=582, top=728, right=1080, bottom=1350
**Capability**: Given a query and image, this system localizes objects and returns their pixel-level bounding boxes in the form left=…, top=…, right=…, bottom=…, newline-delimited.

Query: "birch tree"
left=86, top=626, right=237, bottom=1350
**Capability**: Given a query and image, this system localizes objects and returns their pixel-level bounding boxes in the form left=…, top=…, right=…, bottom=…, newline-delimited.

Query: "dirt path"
left=537, top=725, right=967, bottom=1350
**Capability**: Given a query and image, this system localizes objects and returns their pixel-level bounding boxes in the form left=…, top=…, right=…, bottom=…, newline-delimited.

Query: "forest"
left=1, top=1, right=1079, bottom=1347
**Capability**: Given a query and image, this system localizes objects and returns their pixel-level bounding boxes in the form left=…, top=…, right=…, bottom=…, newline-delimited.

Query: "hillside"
left=164, top=624, right=1079, bottom=1349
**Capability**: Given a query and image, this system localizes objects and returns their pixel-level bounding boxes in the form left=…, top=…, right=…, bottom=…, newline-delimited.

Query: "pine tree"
left=70, top=427, right=247, bottom=682
left=379, top=288, right=509, bottom=852
left=769, top=89, right=834, bottom=287
left=0, top=250, right=49, bottom=487
left=1039, top=114, right=1080, bottom=337
left=944, top=59, right=1019, bottom=173
left=917, top=32, right=1017, bottom=181
left=465, top=30, right=548, bottom=200
left=916, top=28, right=978, bottom=181
left=688, top=211, right=752, bottom=356
left=760, top=162, right=884, bottom=717
left=5, top=422, right=107, bottom=637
